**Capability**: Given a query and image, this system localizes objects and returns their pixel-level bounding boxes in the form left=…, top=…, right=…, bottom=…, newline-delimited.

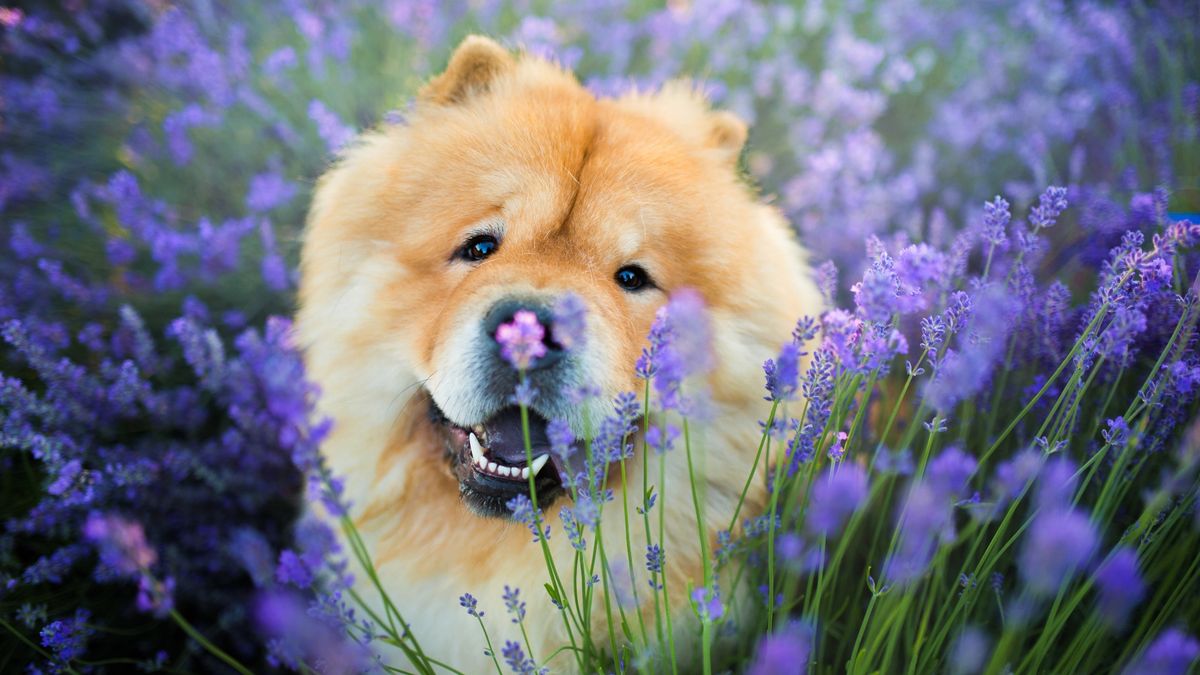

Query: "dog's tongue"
left=483, top=407, right=551, bottom=466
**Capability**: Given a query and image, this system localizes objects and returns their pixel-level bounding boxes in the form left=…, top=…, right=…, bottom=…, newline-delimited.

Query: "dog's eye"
left=615, top=265, right=650, bottom=292
left=462, top=235, right=499, bottom=262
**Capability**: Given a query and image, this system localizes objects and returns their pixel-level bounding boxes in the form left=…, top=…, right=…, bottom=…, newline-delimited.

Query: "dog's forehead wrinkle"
left=551, top=117, right=595, bottom=238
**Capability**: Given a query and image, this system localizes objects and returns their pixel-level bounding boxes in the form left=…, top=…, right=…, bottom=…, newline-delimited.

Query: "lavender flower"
left=646, top=423, right=680, bottom=454
left=924, top=284, right=1019, bottom=411
left=459, top=593, right=483, bottom=617
left=949, top=626, right=990, bottom=675
left=789, top=348, right=835, bottom=472
left=511, top=380, right=538, bottom=407
left=561, top=506, right=587, bottom=551
left=39, top=609, right=93, bottom=665
left=1123, top=628, right=1200, bottom=675
left=1094, top=548, right=1145, bottom=629
left=691, top=583, right=724, bottom=621
left=884, top=482, right=951, bottom=585
left=645, top=544, right=665, bottom=575
left=764, top=341, right=802, bottom=401
left=501, top=640, right=545, bottom=674
left=748, top=621, right=814, bottom=675
left=245, top=169, right=297, bottom=213
left=1034, top=457, right=1079, bottom=512
left=1019, top=508, right=1098, bottom=596
left=255, top=590, right=371, bottom=674
left=307, top=99, right=355, bottom=152
left=925, top=446, right=977, bottom=501
left=990, top=449, right=1043, bottom=509
left=506, top=494, right=549, bottom=542
left=496, top=310, right=548, bottom=371
left=83, top=513, right=157, bottom=575
left=982, top=195, right=1011, bottom=248
left=551, top=293, right=586, bottom=350
left=502, top=585, right=526, bottom=623
left=136, top=575, right=176, bottom=616
left=651, top=289, right=714, bottom=414
left=1102, top=416, right=1131, bottom=447
left=806, top=462, right=868, bottom=536
left=1029, top=186, right=1069, bottom=231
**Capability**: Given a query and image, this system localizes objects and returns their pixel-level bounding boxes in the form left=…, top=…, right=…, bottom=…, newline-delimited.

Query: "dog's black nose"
left=483, top=299, right=564, bottom=371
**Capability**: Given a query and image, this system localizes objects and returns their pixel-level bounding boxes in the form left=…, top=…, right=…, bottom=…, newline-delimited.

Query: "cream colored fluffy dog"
left=296, top=35, right=820, bottom=671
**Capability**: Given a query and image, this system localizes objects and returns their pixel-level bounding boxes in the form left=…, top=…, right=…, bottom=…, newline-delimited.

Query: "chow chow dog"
left=295, top=35, right=821, bottom=671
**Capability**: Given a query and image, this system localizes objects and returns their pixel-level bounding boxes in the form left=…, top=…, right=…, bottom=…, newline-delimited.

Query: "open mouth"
left=430, top=401, right=569, bottom=518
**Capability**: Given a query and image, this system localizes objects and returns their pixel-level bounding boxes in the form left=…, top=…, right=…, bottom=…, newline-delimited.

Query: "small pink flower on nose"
left=496, top=310, right=547, bottom=371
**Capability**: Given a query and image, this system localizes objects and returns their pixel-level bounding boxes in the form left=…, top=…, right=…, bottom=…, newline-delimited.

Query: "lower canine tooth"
left=531, top=454, right=550, bottom=476
left=468, top=433, right=485, bottom=462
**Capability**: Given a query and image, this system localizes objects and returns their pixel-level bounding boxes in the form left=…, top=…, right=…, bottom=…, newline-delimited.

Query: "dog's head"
left=297, top=36, right=820, bottom=521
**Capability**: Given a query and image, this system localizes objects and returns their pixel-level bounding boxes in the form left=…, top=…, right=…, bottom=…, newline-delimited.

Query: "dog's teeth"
left=500, top=466, right=512, bottom=477
left=487, top=461, right=498, bottom=474
left=531, top=454, right=550, bottom=476
left=474, top=456, right=486, bottom=468
left=520, top=467, right=530, bottom=480
left=468, top=433, right=485, bottom=462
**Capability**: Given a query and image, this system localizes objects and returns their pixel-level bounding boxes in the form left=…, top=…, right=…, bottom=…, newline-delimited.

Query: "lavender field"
left=2, top=1, right=1199, bottom=673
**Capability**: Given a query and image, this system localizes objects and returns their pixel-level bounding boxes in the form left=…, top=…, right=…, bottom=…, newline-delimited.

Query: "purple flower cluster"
left=0, top=187, right=354, bottom=668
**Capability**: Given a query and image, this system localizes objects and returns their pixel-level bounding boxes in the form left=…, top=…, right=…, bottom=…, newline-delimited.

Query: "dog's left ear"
left=421, top=35, right=514, bottom=105
left=707, top=110, right=748, bottom=166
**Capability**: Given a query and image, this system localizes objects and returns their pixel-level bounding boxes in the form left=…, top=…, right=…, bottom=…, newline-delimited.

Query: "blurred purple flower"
left=748, top=620, right=814, bottom=675
left=551, top=293, right=587, bottom=351
left=1095, top=547, right=1145, bottom=629
left=83, top=513, right=156, bottom=575
left=255, top=590, right=370, bottom=675
left=990, top=449, right=1043, bottom=508
left=1034, top=457, right=1078, bottom=512
left=926, top=446, right=977, bottom=500
left=1019, top=508, right=1098, bottom=595
left=246, top=169, right=298, bottom=213
left=691, top=583, right=724, bottom=621
left=136, top=574, right=175, bottom=616
left=496, top=310, right=547, bottom=371
left=162, top=104, right=219, bottom=166
left=1123, top=628, right=1200, bottom=675
left=307, top=100, right=355, bottom=153
left=806, top=462, right=868, bottom=536
left=646, top=422, right=680, bottom=454
left=651, top=289, right=714, bottom=414
left=924, top=284, right=1020, bottom=412
left=949, top=626, right=990, bottom=675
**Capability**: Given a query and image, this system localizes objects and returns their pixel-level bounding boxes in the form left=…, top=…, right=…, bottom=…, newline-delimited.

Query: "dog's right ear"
left=420, top=35, right=514, bottom=105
